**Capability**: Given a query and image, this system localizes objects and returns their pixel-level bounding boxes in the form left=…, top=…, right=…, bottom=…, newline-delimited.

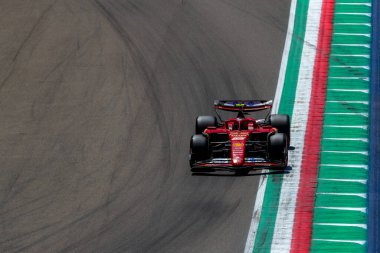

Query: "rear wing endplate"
left=214, top=100, right=272, bottom=112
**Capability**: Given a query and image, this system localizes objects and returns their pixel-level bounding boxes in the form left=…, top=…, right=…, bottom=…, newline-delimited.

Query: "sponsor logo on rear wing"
left=214, top=100, right=272, bottom=112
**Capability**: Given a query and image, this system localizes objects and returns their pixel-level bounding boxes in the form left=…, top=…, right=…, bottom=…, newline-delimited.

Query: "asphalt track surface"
left=0, top=1, right=290, bottom=252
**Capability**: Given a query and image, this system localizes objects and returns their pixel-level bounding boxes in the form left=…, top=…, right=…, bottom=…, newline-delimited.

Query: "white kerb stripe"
left=243, top=0, right=298, bottom=252
left=270, top=1, right=323, bottom=252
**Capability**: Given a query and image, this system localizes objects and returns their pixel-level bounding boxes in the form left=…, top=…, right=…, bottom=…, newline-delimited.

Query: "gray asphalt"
left=0, top=0, right=290, bottom=252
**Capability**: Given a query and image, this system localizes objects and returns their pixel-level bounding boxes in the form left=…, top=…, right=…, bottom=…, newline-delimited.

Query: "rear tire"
left=269, top=114, right=290, bottom=146
left=196, top=116, right=217, bottom=134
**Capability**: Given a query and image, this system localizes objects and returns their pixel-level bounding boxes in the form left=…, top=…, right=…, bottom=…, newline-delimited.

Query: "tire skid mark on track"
left=0, top=1, right=58, bottom=92
left=0, top=1, right=290, bottom=252
left=93, top=1, right=172, bottom=146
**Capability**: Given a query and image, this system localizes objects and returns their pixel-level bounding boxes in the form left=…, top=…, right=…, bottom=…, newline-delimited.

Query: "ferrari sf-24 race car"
left=189, top=100, right=290, bottom=175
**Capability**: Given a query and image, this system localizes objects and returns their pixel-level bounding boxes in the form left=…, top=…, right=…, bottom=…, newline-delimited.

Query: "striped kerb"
left=246, top=0, right=372, bottom=252
left=290, top=0, right=334, bottom=251
left=251, top=0, right=310, bottom=252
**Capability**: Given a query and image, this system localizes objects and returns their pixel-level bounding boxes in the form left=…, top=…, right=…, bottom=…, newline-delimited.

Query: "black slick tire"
left=269, top=114, right=290, bottom=146
left=195, top=116, right=217, bottom=134
left=269, top=133, right=288, bottom=169
left=189, top=134, right=209, bottom=167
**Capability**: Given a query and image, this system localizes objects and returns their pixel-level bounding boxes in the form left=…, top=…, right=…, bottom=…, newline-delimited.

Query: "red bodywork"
left=194, top=117, right=281, bottom=170
left=191, top=100, right=288, bottom=172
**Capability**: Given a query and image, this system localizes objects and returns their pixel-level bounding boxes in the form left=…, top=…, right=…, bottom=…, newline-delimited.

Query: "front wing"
left=191, top=158, right=286, bottom=172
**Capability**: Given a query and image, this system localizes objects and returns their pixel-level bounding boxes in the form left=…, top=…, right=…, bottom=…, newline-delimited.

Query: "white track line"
left=334, top=32, right=371, bottom=37
left=320, top=164, right=368, bottom=170
left=336, top=3, right=371, bottom=7
left=328, top=88, right=369, bottom=93
left=335, top=23, right=371, bottom=26
left=331, top=54, right=370, bottom=58
left=332, top=44, right=370, bottom=47
left=243, top=0, right=298, bottom=252
left=326, top=101, right=369, bottom=104
left=324, top=125, right=368, bottom=129
left=271, top=0, right=298, bottom=114
left=330, top=65, right=370, bottom=69
left=321, top=151, right=369, bottom=155
left=319, top=178, right=367, bottom=184
left=312, top=239, right=367, bottom=245
left=323, top=137, right=368, bottom=142
left=324, top=112, right=368, bottom=117
left=270, top=1, right=323, bottom=252
left=316, top=207, right=367, bottom=212
left=317, top=192, right=367, bottom=198
left=314, top=223, right=367, bottom=229
left=335, top=13, right=371, bottom=17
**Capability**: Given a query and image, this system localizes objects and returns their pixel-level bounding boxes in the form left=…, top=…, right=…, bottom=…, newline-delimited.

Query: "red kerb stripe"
left=290, top=0, right=335, bottom=252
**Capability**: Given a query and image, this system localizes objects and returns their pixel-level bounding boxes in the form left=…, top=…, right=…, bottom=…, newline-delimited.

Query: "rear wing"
left=214, top=100, right=272, bottom=112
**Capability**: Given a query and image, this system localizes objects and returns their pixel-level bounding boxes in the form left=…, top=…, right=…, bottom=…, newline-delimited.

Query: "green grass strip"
left=310, top=2, right=370, bottom=252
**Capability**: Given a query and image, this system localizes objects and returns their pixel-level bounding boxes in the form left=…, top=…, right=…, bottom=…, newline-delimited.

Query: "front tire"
left=190, top=134, right=210, bottom=167
left=269, top=133, right=288, bottom=169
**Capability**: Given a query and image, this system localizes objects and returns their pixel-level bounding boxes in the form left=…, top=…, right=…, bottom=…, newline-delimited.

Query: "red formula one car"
left=189, top=100, right=290, bottom=175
